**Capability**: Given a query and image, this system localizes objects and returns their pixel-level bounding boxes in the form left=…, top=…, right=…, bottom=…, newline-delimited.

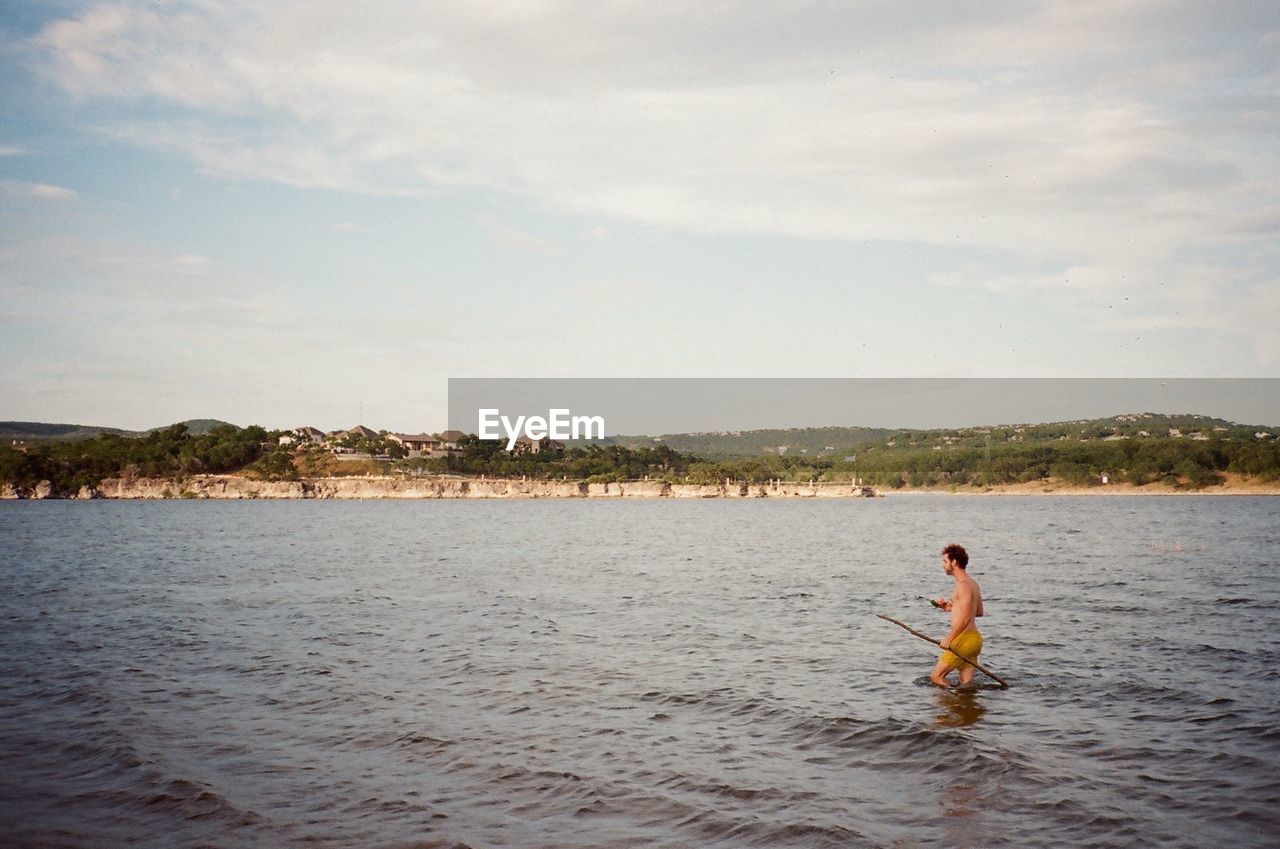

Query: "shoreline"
left=3, top=474, right=1278, bottom=499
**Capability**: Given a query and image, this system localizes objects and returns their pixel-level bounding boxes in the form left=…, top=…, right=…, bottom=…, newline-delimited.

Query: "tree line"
left=413, top=432, right=1277, bottom=489
left=0, top=423, right=290, bottom=495
left=3, top=423, right=1278, bottom=495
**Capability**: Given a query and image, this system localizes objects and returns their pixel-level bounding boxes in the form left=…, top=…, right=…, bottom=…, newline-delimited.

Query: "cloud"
left=0, top=229, right=490, bottom=428
left=0, top=180, right=78, bottom=199
left=0, top=146, right=26, bottom=157
left=571, top=277, right=647, bottom=304
left=0, top=237, right=254, bottom=325
left=476, top=213, right=557, bottom=255
left=27, top=4, right=1278, bottom=252
left=933, top=258, right=1278, bottom=369
left=20, top=1, right=1280, bottom=370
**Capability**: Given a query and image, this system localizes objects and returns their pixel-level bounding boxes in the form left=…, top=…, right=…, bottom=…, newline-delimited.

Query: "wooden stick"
left=876, top=613, right=1010, bottom=689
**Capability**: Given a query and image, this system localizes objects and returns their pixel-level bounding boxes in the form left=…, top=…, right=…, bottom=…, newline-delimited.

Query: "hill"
left=604, top=413, right=1269, bottom=458
left=0, top=421, right=143, bottom=442
left=1, top=418, right=240, bottom=443
left=157, top=419, right=239, bottom=436
left=603, top=425, right=896, bottom=458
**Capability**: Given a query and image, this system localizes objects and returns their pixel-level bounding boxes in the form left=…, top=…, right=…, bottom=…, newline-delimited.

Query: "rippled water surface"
left=2, top=497, right=1279, bottom=848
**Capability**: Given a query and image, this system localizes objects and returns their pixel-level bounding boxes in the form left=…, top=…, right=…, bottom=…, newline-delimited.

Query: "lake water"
left=2, top=497, right=1278, bottom=848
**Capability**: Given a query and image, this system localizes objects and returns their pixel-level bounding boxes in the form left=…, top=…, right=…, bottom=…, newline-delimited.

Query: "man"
left=930, top=543, right=985, bottom=688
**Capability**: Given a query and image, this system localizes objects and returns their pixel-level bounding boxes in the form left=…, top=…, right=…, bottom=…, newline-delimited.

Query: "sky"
left=1, top=1, right=1278, bottom=432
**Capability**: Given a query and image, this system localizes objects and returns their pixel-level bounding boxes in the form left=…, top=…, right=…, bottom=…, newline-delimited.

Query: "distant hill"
left=601, top=413, right=1271, bottom=458
left=603, top=425, right=897, bottom=458
left=2, top=418, right=240, bottom=443
left=157, top=419, right=239, bottom=435
left=0, top=421, right=143, bottom=442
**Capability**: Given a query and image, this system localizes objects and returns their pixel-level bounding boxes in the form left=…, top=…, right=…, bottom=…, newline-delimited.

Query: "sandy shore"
left=880, top=474, right=1280, bottom=496
left=4, top=473, right=1278, bottom=499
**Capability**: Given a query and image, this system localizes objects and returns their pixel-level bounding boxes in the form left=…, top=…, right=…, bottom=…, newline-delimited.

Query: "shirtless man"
left=929, top=543, right=985, bottom=688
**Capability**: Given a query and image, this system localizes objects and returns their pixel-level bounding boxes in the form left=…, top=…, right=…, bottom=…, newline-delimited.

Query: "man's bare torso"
left=951, top=573, right=984, bottom=633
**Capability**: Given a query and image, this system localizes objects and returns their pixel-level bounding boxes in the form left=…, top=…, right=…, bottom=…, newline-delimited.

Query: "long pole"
left=876, top=613, right=1010, bottom=689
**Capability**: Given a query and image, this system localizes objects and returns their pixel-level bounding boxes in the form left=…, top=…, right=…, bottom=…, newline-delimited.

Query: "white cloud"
left=20, top=1, right=1280, bottom=371
left=1, top=180, right=78, bottom=199
left=0, top=237, right=252, bottom=319
left=0, top=231, right=467, bottom=428
left=933, top=258, right=1279, bottom=370
left=570, top=277, right=647, bottom=304
left=27, top=3, right=1277, bottom=254
left=476, top=213, right=557, bottom=255
left=0, top=146, right=26, bottom=157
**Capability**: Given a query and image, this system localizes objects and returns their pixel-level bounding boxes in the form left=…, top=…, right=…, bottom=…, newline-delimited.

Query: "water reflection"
left=934, top=688, right=986, bottom=728
left=934, top=691, right=988, bottom=849
left=939, top=782, right=985, bottom=849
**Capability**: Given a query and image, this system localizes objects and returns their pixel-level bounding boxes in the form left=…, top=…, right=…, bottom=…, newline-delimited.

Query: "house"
left=510, top=435, right=565, bottom=455
left=388, top=433, right=440, bottom=455
left=294, top=426, right=325, bottom=442
left=436, top=430, right=467, bottom=451
left=343, top=425, right=379, bottom=440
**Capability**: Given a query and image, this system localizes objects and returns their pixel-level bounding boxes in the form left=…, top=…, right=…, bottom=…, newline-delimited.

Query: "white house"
left=388, top=433, right=440, bottom=455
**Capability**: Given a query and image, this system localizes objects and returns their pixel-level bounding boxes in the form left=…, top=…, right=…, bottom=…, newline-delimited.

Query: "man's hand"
left=940, top=636, right=952, bottom=650
left=936, top=598, right=952, bottom=611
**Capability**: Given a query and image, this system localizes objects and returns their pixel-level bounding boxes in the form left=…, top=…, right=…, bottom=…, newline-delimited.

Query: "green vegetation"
left=0, top=418, right=238, bottom=442
left=830, top=414, right=1280, bottom=490
left=843, top=436, right=1270, bottom=490
left=0, top=422, right=275, bottom=495
left=602, top=425, right=897, bottom=459
left=168, top=418, right=240, bottom=436
left=333, top=430, right=405, bottom=459
left=407, top=437, right=694, bottom=483
left=418, top=414, right=1279, bottom=490
left=1, top=413, right=1277, bottom=497
left=0, top=420, right=143, bottom=442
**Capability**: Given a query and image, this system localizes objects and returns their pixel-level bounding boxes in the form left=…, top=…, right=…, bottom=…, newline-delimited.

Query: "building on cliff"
left=388, top=433, right=440, bottom=456
left=511, top=435, right=566, bottom=455
left=437, top=430, right=466, bottom=452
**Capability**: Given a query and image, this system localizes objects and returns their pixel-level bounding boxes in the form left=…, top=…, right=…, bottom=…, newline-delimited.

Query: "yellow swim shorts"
left=939, top=629, right=983, bottom=670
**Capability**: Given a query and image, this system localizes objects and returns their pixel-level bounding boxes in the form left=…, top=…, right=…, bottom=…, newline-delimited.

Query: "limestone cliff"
left=33, top=475, right=881, bottom=499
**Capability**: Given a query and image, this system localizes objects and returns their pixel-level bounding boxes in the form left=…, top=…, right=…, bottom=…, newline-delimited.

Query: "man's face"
left=941, top=554, right=955, bottom=576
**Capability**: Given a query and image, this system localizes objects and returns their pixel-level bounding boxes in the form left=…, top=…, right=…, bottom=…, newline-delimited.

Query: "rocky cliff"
left=2, top=475, right=879, bottom=499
